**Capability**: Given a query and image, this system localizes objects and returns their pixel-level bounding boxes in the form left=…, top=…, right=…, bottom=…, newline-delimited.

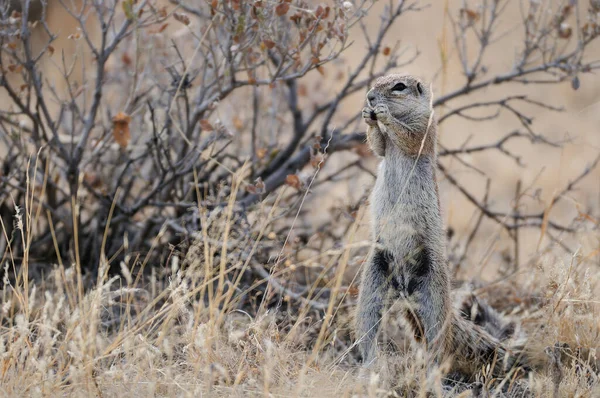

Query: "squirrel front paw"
left=373, top=104, right=392, bottom=124
left=362, top=107, right=378, bottom=126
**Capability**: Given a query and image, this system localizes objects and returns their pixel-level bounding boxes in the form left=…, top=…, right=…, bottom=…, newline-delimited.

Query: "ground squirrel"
left=355, top=74, right=526, bottom=378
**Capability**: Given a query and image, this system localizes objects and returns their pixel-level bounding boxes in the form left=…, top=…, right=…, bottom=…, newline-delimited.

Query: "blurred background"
left=2, top=0, right=599, bottom=293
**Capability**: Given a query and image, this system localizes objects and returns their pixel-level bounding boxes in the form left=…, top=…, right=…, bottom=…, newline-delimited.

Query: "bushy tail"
left=447, top=292, right=529, bottom=379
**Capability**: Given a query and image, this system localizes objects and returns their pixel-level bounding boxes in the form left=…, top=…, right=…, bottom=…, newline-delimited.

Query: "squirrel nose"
left=367, top=92, right=376, bottom=105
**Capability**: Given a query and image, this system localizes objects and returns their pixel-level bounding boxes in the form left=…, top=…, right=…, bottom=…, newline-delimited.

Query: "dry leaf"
left=560, top=5, right=573, bottom=18
left=347, top=285, right=359, bottom=297
left=247, top=71, right=257, bottom=85
left=558, top=23, right=572, bottom=39
left=290, top=12, right=302, bottom=24
left=256, top=148, right=268, bottom=159
left=122, top=52, right=132, bottom=66
left=232, top=116, right=244, bottom=131
left=285, top=174, right=301, bottom=189
left=173, top=12, right=191, bottom=25
left=7, top=64, right=23, bottom=73
left=382, top=46, right=391, bottom=56
left=310, top=153, right=326, bottom=168
left=112, top=112, right=131, bottom=148
left=84, top=172, right=104, bottom=189
left=263, top=39, right=276, bottom=49
left=315, top=5, right=325, bottom=18
left=47, top=45, right=54, bottom=56
left=275, top=3, right=290, bottom=16
left=298, top=84, right=307, bottom=97
left=460, top=8, right=480, bottom=23
left=200, top=119, right=214, bottom=131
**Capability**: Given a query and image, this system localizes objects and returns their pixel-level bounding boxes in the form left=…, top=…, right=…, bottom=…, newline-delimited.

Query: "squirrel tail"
left=447, top=292, right=529, bottom=379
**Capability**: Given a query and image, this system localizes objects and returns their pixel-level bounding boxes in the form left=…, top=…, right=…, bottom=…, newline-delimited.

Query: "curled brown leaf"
left=112, top=112, right=132, bottom=148
left=276, top=3, right=290, bottom=16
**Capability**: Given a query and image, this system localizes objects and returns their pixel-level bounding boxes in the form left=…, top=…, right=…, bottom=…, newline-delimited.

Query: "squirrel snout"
left=367, top=91, right=377, bottom=106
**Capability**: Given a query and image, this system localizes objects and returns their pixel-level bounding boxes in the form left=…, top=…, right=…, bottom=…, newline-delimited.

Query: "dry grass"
left=1, top=169, right=599, bottom=397
left=1, top=1, right=600, bottom=397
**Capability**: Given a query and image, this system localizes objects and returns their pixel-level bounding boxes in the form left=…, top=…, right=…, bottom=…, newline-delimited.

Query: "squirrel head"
left=366, top=74, right=436, bottom=156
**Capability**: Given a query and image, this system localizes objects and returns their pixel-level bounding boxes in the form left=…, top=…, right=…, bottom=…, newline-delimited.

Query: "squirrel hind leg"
left=355, top=249, right=393, bottom=364
left=399, top=245, right=451, bottom=361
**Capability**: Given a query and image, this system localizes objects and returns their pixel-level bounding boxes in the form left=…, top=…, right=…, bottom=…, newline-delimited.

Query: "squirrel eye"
left=391, top=82, right=407, bottom=92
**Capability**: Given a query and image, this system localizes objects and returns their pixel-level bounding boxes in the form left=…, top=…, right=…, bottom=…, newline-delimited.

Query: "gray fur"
left=355, top=74, right=528, bottom=377
left=356, top=74, right=451, bottom=364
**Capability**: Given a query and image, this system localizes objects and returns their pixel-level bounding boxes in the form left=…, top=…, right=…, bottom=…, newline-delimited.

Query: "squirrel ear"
left=416, top=82, right=423, bottom=95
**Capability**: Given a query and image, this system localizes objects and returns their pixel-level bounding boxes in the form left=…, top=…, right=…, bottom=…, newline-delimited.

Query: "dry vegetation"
left=1, top=0, right=600, bottom=396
